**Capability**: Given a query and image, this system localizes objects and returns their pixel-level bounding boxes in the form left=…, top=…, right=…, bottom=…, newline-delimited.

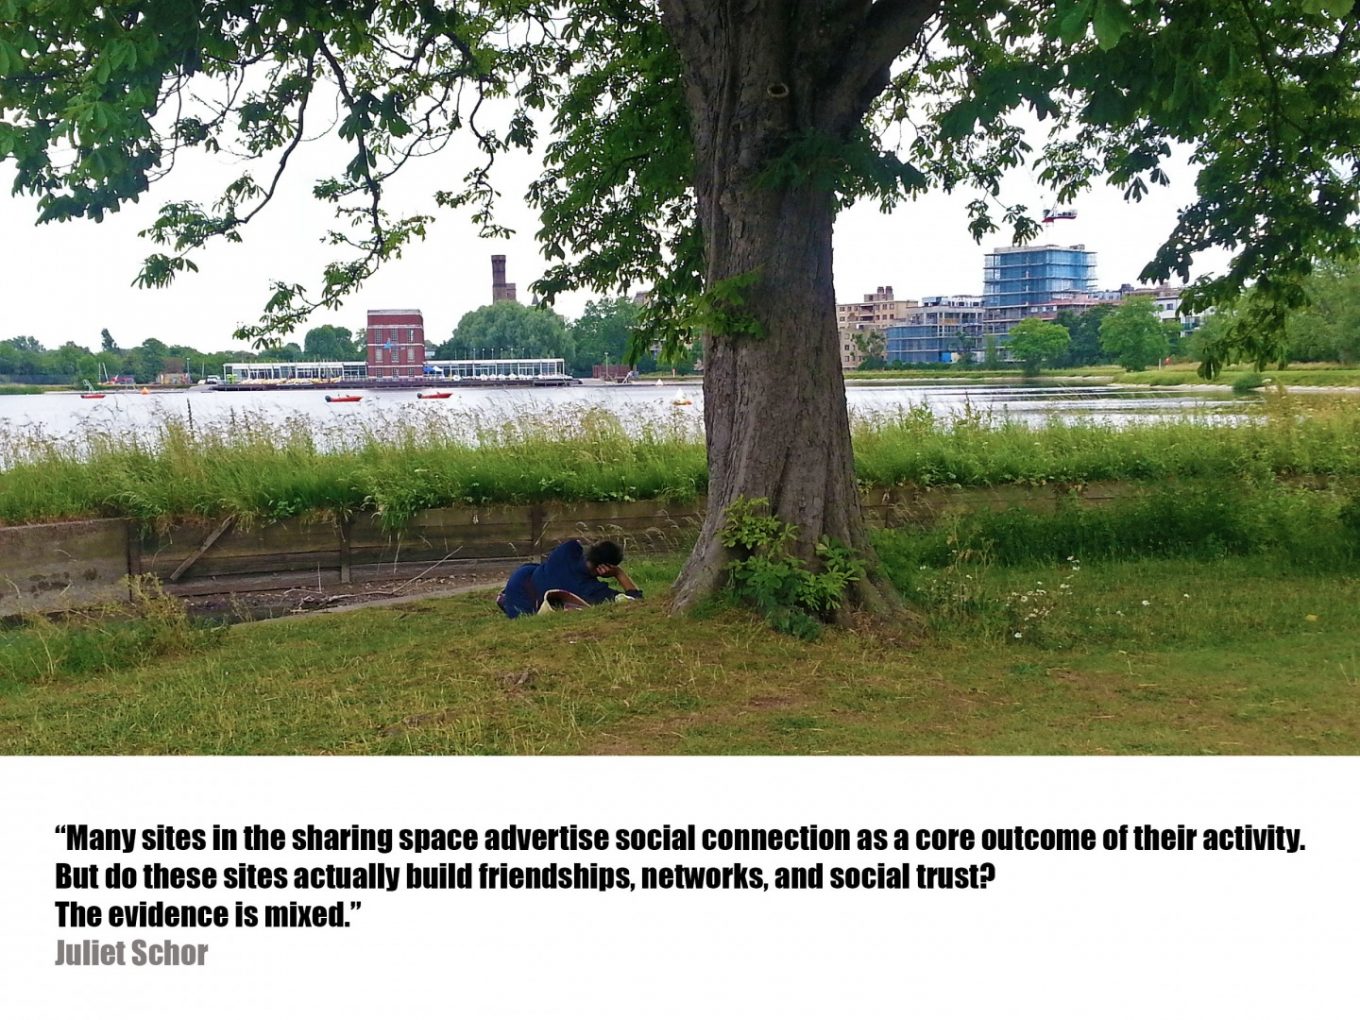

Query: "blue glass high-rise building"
left=982, top=245, right=1099, bottom=346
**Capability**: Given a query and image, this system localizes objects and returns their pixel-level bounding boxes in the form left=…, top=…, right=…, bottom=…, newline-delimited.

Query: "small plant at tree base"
left=718, top=497, right=865, bottom=639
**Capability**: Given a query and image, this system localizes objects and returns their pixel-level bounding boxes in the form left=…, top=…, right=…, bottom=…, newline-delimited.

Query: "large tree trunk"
left=660, top=1, right=929, bottom=613
left=672, top=181, right=883, bottom=611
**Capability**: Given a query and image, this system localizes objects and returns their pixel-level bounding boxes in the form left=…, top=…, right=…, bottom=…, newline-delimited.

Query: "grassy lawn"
left=846, top=363, right=1360, bottom=386
left=1060, top=364, right=1360, bottom=387
left=1, top=552, right=1355, bottom=755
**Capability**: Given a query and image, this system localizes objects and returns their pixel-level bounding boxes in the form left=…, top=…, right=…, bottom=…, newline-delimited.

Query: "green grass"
left=4, top=396, right=1360, bottom=529
left=0, top=384, right=48, bottom=395
left=1060, top=363, right=1360, bottom=387
left=873, top=478, right=1360, bottom=569
left=0, top=578, right=224, bottom=687
left=1, top=548, right=1355, bottom=755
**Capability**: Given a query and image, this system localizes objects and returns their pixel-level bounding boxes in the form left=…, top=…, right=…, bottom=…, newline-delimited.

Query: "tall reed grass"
left=0, top=406, right=707, bottom=529
left=2, top=396, right=1358, bottom=530
left=851, top=395, right=1360, bottom=487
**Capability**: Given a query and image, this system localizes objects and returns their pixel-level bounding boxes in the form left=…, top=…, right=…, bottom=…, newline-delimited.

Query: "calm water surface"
left=0, top=381, right=1244, bottom=449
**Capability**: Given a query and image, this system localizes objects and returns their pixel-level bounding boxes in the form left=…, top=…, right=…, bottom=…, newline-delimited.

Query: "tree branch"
left=838, top=0, right=941, bottom=120
left=315, top=36, right=385, bottom=249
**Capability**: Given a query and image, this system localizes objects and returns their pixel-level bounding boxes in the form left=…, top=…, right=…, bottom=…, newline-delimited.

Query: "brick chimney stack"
left=491, top=254, right=517, bottom=303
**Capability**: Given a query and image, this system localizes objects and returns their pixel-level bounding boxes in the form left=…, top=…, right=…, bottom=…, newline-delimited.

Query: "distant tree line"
left=0, top=328, right=360, bottom=385
left=0, top=332, right=239, bottom=385
left=1196, top=260, right=1360, bottom=366
left=15, top=263, right=1353, bottom=386
left=1, top=298, right=698, bottom=386
left=433, top=296, right=699, bottom=376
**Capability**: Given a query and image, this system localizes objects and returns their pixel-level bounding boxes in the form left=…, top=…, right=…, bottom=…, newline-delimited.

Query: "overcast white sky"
left=0, top=119, right=1228, bottom=354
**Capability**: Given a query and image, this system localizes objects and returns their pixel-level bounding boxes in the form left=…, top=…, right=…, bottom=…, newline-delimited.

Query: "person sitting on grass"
left=496, top=539, right=643, bottom=618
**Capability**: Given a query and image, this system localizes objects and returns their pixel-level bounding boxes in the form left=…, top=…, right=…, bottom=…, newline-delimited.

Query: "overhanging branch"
left=841, top=0, right=942, bottom=118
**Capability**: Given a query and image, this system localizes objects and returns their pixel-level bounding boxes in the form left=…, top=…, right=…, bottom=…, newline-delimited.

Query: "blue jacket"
left=498, top=540, right=642, bottom=618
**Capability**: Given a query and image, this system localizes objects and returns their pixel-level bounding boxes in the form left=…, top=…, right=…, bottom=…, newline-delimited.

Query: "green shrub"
left=719, top=497, right=864, bottom=639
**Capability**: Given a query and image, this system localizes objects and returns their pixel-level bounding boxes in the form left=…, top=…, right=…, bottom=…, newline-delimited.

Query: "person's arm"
left=599, top=564, right=643, bottom=600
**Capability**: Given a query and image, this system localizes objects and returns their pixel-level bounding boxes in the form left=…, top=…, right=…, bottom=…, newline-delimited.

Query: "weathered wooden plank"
left=349, top=532, right=532, bottom=565
left=536, top=499, right=702, bottom=553
left=344, top=504, right=537, bottom=566
left=0, top=519, right=131, bottom=616
left=168, top=515, right=236, bottom=582
left=156, top=551, right=344, bottom=578
left=144, top=518, right=341, bottom=565
left=338, top=517, right=352, bottom=584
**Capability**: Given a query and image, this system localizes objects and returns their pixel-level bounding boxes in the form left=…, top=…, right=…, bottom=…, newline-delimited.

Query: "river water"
left=0, top=381, right=1244, bottom=453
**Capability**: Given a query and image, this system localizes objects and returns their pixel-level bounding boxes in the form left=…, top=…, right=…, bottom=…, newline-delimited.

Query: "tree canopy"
left=1099, top=296, right=1172, bottom=371
left=2, top=2, right=1357, bottom=356
left=434, top=301, right=570, bottom=361
left=0, top=333, right=265, bottom=383
left=1007, top=317, right=1070, bottom=375
left=1053, top=305, right=1116, bottom=367
left=567, top=296, right=654, bottom=376
left=1281, top=262, right=1360, bottom=365
left=1197, top=259, right=1360, bottom=365
left=853, top=330, right=888, bottom=371
left=303, top=324, right=361, bottom=361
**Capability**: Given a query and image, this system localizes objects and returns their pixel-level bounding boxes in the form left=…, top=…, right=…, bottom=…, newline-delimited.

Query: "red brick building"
left=366, top=309, right=425, bottom=378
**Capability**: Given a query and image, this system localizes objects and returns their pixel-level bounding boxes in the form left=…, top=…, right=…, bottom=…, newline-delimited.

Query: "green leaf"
left=0, top=38, right=20, bottom=75
left=1057, top=0, right=1094, bottom=44
left=1092, top=0, right=1133, bottom=49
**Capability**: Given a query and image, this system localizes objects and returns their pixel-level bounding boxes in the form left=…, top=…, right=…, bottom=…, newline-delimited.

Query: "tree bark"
left=658, top=1, right=932, bottom=613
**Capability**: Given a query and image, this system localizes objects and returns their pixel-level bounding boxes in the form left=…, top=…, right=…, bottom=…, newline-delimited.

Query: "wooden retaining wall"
left=0, top=483, right=1131, bottom=616
left=0, top=518, right=137, bottom=618
left=1, top=497, right=704, bottom=615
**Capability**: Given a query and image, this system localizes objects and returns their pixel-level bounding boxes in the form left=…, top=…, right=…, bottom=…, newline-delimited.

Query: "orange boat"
left=417, top=391, right=453, bottom=399
left=325, top=394, right=363, bottom=403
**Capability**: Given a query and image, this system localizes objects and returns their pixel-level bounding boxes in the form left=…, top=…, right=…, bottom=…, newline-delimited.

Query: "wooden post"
left=338, top=517, right=352, bottom=584
left=125, top=518, right=143, bottom=578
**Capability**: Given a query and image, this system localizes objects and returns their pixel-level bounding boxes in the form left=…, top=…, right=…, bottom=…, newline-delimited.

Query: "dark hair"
left=585, top=540, right=624, bottom=568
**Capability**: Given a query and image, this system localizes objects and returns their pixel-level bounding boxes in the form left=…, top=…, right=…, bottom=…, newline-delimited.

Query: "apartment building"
left=837, top=285, right=918, bottom=369
left=884, top=296, right=985, bottom=364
